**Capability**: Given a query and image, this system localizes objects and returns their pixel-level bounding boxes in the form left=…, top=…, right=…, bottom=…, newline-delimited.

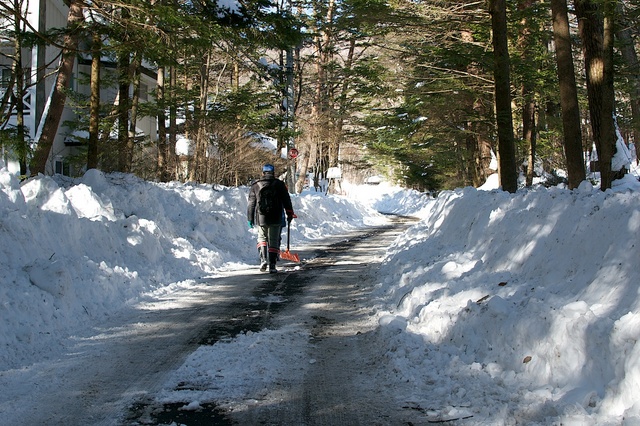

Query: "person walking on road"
left=247, top=164, right=296, bottom=273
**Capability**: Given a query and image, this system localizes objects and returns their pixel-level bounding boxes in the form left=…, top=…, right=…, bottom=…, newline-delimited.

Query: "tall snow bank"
left=374, top=184, right=640, bottom=424
left=0, top=169, right=385, bottom=369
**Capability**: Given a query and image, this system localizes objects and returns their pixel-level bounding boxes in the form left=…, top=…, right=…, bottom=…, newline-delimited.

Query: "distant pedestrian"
left=247, top=164, right=296, bottom=273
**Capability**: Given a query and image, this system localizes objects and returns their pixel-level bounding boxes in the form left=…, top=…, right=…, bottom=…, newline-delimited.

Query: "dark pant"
left=257, top=225, right=281, bottom=265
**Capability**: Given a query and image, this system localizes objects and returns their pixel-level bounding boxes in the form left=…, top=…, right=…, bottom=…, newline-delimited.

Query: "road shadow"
left=122, top=219, right=414, bottom=426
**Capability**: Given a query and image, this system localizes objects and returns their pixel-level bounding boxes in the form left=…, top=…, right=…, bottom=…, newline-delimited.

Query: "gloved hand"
left=248, top=220, right=253, bottom=229
left=286, top=212, right=297, bottom=222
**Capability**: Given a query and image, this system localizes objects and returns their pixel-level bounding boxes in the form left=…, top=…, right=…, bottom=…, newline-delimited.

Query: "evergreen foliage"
left=1, top=0, right=638, bottom=191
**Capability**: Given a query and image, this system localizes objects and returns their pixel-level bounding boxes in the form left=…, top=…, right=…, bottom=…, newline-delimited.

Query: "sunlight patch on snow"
left=302, top=302, right=333, bottom=312
left=440, top=256, right=479, bottom=280
left=371, top=182, right=640, bottom=424
left=158, top=325, right=310, bottom=410
left=628, top=209, right=640, bottom=232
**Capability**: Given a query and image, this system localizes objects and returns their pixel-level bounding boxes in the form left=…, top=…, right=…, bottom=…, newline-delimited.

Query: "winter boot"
left=268, top=251, right=278, bottom=274
left=259, top=246, right=269, bottom=272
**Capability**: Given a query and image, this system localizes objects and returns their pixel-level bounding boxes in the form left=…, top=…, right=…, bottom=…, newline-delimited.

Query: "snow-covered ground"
left=1, top=166, right=640, bottom=425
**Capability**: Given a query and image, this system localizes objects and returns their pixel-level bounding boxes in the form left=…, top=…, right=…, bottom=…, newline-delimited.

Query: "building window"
left=1, top=68, right=11, bottom=88
left=140, top=82, right=148, bottom=101
left=55, top=159, right=70, bottom=176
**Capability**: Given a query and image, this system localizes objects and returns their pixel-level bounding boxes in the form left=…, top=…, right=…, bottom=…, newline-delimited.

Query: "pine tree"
left=489, top=0, right=518, bottom=192
left=30, top=0, right=85, bottom=176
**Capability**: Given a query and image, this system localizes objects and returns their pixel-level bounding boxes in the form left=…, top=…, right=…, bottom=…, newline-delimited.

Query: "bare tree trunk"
left=459, top=130, right=491, bottom=188
left=184, top=68, right=195, bottom=181
left=616, top=6, right=640, bottom=147
left=233, top=61, right=239, bottom=90
left=459, top=29, right=493, bottom=187
left=310, top=0, right=335, bottom=190
left=192, top=50, right=211, bottom=183
left=464, top=96, right=494, bottom=187
left=331, top=36, right=356, bottom=171
left=523, top=98, right=537, bottom=186
left=87, top=32, right=100, bottom=170
left=488, top=0, right=518, bottom=192
left=12, top=0, right=28, bottom=176
left=128, top=54, right=142, bottom=169
left=117, top=50, right=130, bottom=172
left=168, top=64, right=178, bottom=180
left=156, top=65, right=168, bottom=181
left=518, top=0, right=540, bottom=187
left=599, top=0, right=617, bottom=189
left=551, top=0, right=586, bottom=188
left=98, top=59, right=147, bottom=170
left=35, top=0, right=47, bottom=129
left=295, top=148, right=311, bottom=193
left=574, top=0, right=616, bottom=188
left=574, top=0, right=603, bottom=140
left=30, top=0, right=84, bottom=176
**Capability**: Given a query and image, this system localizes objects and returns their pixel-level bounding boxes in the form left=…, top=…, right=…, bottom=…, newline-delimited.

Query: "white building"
left=0, top=0, right=157, bottom=176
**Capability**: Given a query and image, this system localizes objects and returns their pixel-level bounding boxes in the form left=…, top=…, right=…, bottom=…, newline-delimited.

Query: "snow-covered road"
left=4, top=219, right=421, bottom=425
left=4, top=170, right=640, bottom=425
left=1, top=267, right=263, bottom=425
left=222, top=219, right=421, bottom=425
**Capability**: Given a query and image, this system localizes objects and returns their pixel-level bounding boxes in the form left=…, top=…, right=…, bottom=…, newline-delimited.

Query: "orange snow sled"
left=281, top=220, right=300, bottom=263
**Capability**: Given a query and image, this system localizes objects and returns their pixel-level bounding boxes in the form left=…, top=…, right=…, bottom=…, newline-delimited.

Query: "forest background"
left=1, top=0, right=640, bottom=193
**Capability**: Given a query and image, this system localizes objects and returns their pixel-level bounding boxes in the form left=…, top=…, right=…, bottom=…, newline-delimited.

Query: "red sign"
left=289, top=148, right=299, bottom=159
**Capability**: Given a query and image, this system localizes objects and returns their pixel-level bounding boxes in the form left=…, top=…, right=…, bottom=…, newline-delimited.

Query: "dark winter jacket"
left=247, top=173, right=294, bottom=226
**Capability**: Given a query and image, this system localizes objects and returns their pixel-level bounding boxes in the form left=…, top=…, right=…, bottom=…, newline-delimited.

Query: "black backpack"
left=258, top=181, right=278, bottom=215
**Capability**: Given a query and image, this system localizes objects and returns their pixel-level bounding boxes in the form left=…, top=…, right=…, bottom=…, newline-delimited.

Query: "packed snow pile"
left=0, top=169, right=384, bottom=369
left=373, top=175, right=640, bottom=424
left=1, top=165, right=640, bottom=424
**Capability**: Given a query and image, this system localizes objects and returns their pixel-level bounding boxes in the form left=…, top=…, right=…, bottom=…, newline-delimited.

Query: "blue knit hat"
left=262, top=164, right=275, bottom=173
